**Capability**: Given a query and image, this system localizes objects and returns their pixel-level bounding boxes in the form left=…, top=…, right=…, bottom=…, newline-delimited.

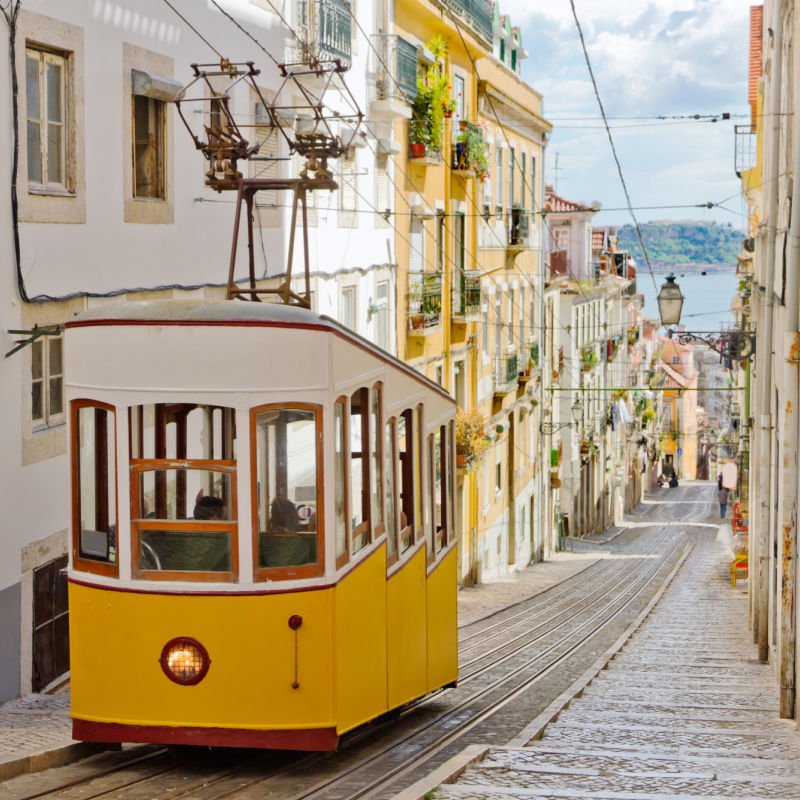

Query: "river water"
left=638, top=268, right=738, bottom=332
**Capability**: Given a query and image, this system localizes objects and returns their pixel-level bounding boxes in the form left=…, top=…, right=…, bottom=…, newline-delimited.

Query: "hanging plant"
left=455, top=409, right=490, bottom=470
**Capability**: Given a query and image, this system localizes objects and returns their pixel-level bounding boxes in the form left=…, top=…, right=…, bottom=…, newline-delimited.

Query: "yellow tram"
left=66, top=301, right=457, bottom=750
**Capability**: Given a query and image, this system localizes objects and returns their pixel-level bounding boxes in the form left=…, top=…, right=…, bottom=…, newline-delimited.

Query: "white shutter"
left=409, top=220, right=424, bottom=273
left=375, top=154, right=390, bottom=226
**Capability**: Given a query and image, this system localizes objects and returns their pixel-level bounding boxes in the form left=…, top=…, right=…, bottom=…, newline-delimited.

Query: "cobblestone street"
left=422, top=527, right=800, bottom=799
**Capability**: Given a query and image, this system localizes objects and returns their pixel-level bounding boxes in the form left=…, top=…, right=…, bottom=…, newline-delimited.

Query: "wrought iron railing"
left=446, top=0, right=493, bottom=43
left=408, top=271, right=442, bottom=330
left=452, top=270, right=481, bottom=318
left=292, top=0, right=352, bottom=66
left=494, top=353, right=518, bottom=393
left=370, top=34, right=418, bottom=103
left=507, top=207, right=530, bottom=247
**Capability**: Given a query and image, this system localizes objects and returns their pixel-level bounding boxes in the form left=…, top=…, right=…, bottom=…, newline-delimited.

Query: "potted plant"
left=455, top=409, right=489, bottom=470
left=581, top=345, right=598, bottom=372
left=455, top=121, right=490, bottom=181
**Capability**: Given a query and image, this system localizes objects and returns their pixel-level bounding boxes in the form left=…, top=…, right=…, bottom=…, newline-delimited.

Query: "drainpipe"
left=756, top=13, right=782, bottom=663
left=779, top=32, right=800, bottom=718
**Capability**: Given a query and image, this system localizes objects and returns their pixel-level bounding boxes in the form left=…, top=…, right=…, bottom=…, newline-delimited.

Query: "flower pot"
left=409, top=313, right=424, bottom=330
left=409, top=142, right=426, bottom=159
left=443, top=108, right=453, bottom=118
left=456, top=453, right=467, bottom=468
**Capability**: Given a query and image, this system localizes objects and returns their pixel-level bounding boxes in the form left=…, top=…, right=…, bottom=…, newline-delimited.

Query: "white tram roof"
left=67, top=300, right=454, bottom=407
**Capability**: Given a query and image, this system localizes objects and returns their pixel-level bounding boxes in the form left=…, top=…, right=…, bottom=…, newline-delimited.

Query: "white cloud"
left=506, top=0, right=753, bottom=227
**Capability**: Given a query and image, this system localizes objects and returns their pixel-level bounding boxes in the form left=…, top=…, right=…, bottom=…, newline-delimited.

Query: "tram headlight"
left=159, top=637, right=210, bottom=685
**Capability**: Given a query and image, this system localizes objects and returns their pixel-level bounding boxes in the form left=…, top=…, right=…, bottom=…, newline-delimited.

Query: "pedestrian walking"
left=719, top=486, right=729, bottom=518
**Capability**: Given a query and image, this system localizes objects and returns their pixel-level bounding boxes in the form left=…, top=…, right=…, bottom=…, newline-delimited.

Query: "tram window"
left=253, top=406, right=322, bottom=577
left=384, top=418, right=398, bottom=561
left=431, top=425, right=449, bottom=553
left=130, top=465, right=236, bottom=578
left=136, top=469, right=232, bottom=521
left=334, top=398, right=348, bottom=565
left=350, top=388, right=370, bottom=553
left=397, top=410, right=414, bottom=553
left=414, top=404, right=424, bottom=542
left=447, top=420, right=455, bottom=544
left=370, top=384, right=384, bottom=538
left=129, top=404, right=236, bottom=461
left=72, top=402, right=117, bottom=575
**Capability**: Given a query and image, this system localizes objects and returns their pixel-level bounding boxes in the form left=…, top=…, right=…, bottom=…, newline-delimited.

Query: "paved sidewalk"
left=0, top=539, right=605, bottom=783
left=398, top=530, right=800, bottom=799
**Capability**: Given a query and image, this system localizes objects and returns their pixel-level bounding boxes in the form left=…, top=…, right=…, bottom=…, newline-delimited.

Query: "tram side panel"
left=386, top=545, right=428, bottom=709
left=69, top=583, right=337, bottom=741
left=426, top=547, right=458, bottom=692
left=334, top=544, right=389, bottom=735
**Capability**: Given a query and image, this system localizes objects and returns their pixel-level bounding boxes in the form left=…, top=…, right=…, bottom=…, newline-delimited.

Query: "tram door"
left=32, top=555, right=69, bottom=691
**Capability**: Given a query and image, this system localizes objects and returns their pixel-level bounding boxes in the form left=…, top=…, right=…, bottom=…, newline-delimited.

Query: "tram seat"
left=140, top=532, right=231, bottom=572
left=260, top=532, right=317, bottom=567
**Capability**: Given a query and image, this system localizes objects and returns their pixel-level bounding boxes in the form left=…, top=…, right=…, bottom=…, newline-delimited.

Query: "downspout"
left=757, top=13, right=782, bottom=663
left=779, top=31, right=800, bottom=718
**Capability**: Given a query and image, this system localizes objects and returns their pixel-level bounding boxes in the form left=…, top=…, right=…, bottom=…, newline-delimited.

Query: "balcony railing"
left=452, top=270, right=481, bottom=319
left=408, top=271, right=442, bottom=332
left=370, top=34, right=418, bottom=104
left=446, top=0, right=493, bottom=43
left=507, top=207, right=530, bottom=248
left=735, top=124, right=757, bottom=176
left=292, top=0, right=352, bottom=66
left=494, top=352, right=518, bottom=395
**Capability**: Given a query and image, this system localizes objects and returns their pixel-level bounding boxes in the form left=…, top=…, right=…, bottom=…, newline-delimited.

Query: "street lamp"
left=656, top=273, right=684, bottom=327
left=656, top=273, right=756, bottom=361
left=540, top=396, right=583, bottom=434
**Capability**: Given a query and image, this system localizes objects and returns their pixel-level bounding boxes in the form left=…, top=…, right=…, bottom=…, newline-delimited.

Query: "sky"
left=503, top=0, right=753, bottom=230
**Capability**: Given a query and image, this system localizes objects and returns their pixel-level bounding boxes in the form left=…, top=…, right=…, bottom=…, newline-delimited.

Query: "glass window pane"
left=139, top=530, right=231, bottom=572
left=384, top=420, right=397, bottom=558
left=370, top=386, right=382, bottom=528
left=76, top=406, right=116, bottom=563
left=334, top=401, right=347, bottom=558
left=31, top=340, right=43, bottom=380
left=136, top=469, right=232, bottom=521
left=31, top=381, right=43, bottom=423
left=49, top=337, right=62, bottom=376
left=26, top=55, right=40, bottom=120
left=27, top=121, right=42, bottom=183
left=48, top=377, right=63, bottom=417
left=47, top=123, right=63, bottom=184
left=350, top=389, right=369, bottom=551
left=46, top=61, right=62, bottom=123
left=255, top=407, right=319, bottom=569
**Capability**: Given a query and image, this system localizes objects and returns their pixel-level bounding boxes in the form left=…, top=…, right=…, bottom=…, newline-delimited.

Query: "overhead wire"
left=567, top=0, right=658, bottom=297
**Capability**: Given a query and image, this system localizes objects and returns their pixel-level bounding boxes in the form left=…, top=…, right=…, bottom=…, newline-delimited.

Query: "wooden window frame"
left=335, top=396, right=350, bottom=570
left=251, top=403, right=325, bottom=581
left=370, top=383, right=384, bottom=544
left=71, top=399, right=118, bottom=578
left=31, top=333, right=65, bottom=431
left=130, top=459, right=238, bottom=582
left=132, top=94, right=166, bottom=200
left=384, top=416, right=399, bottom=568
left=350, top=387, right=371, bottom=554
left=414, top=403, right=424, bottom=543
left=398, top=409, right=415, bottom=554
left=25, top=46, right=69, bottom=193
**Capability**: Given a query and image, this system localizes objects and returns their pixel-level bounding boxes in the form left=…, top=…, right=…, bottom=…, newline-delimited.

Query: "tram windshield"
left=129, top=403, right=237, bottom=580
left=254, top=406, right=320, bottom=574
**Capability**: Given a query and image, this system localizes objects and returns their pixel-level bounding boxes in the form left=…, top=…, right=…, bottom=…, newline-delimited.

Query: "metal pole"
left=756, top=10, right=782, bottom=662
left=778, top=30, right=800, bottom=715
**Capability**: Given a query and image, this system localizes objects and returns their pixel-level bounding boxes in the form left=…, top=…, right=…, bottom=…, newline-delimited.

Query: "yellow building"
left=377, top=0, right=550, bottom=583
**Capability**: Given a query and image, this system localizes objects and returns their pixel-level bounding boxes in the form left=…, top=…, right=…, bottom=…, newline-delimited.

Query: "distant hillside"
left=616, top=221, right=742, bottom=270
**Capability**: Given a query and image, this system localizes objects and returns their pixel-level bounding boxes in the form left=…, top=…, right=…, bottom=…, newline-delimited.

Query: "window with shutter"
left=375, top=154, right=390, bottom=228
left=409, top=219, right=424, bottom=273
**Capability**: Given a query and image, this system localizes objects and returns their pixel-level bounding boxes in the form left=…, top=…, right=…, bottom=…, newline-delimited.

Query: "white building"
left=0, top=0, right=395, bottom=700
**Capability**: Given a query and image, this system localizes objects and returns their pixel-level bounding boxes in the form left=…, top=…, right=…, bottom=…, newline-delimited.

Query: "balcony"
left=507, top=207, right=530, bottom=250
left=735, top=124, right=757, bottom=176
left=446, top=0, right=493, bottom=44
left=494, top=352, right=518, bottom=396
left=408, top=271, right=442, bottom=334
left=369, top=34, right=417, bottom=120
left=291, top=0, right=352, bottom=67
left=451, top=270, right=482, bottom=320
